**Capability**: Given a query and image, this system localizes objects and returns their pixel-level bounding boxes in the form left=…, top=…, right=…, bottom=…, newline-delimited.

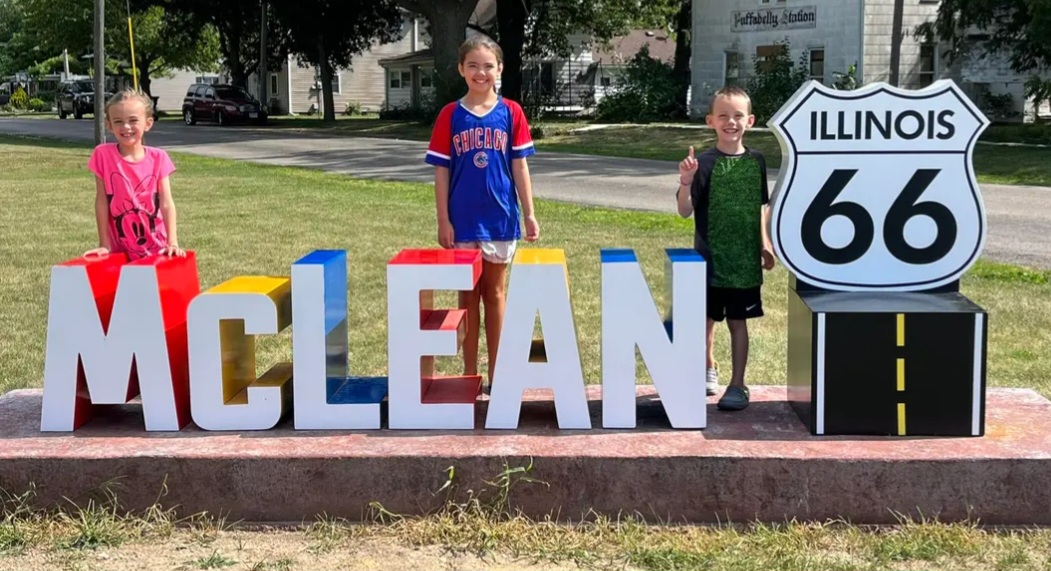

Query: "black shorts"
left=708, top=286, right=764, bottom=321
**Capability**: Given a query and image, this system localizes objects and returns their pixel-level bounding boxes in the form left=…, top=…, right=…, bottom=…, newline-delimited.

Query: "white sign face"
left=768, top=80, right=989, bottom=291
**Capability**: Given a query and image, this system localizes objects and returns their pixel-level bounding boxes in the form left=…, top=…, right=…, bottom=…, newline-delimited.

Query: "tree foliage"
left=916, top=0, right=1051, bottom=118
left=152, top=0, right=289, bottom=89
left=745, top=39, right=810, bottom=125
left=594, top=43, right=682, bottom=122
left=17, top=0, right=218, bottom=95
left=0, top=0, right=37, bottom=76
left=495, top=0, right=684, bottom=107
left=272, top=0, right=403, bottom=122
left=394, top=0, right=477, bottom=112
left=916, top=0, right=1051, bottom=74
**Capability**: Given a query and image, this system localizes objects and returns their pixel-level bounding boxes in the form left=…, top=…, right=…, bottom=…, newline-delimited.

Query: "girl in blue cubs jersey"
left=425, top=35, right=540, bottom=390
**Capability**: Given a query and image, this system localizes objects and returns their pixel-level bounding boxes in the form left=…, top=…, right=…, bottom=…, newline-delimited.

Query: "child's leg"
left=459, top=286, right=482, bottom=377
left=706, top=318, right=716, bottom=368
left=479, top=260, right=509, bottom=383
left=726, top=319, right=749, bottom=387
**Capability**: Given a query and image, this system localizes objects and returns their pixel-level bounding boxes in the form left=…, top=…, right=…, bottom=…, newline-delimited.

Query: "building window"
left=390, top=70, right=412, bottom=89
left=919, top=44, right=936, bottom=87
left=270, top=74, right=279, bottom=95
left=809, top=48, right=825, bottom=82
left=195, top=75, right=219, bottom=85
left=755, top=44, right=786, bottom=74
left=724, top=51, right=740, bottom=85
left=420, top=70, right=433, bottom=88
left=332, top=72, right=342, bottom=94
left=600, top=76, right=611, bottom=87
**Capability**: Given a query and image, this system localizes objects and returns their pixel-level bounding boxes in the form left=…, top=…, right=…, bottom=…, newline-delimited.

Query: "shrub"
left=28, top=98, right=49, bottom=112
left=9, top=86, right=28, bottom=110
left=595, top=44, right=686, bottom=123
left=745, top=38, right=810, bottom=125
left=832, top=62, right=859, bottom=91
left=343, top=101, right=362, bottom=116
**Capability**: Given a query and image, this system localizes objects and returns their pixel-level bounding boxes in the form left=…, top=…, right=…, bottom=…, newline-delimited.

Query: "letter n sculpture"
left=769, top=80, right=990, bottom=436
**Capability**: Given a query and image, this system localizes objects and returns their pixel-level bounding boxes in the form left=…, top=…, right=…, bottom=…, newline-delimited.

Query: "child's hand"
left=761, top=243, right=776, bottom=270
left=83, top=247, right=110, bottom=258
left=162, top=244, right=186, bottom=257
left=524, top=215, right=540, bottom=242
left=438, top=220, right=454, bottom=249
left=679, top=146, right=699, bottom=183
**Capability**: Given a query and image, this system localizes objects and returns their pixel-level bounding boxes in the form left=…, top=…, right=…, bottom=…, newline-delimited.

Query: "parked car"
left=182, top=83, right=268, bottom=127
left=56, top=80, right=112, bottom=119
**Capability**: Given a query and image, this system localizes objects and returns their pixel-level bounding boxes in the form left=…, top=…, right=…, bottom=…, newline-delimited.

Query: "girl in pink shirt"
left=85, top=90, right=184, bottom=260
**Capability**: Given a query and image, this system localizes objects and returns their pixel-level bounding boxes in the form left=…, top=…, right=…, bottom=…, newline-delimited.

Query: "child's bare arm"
left=677, top=146, right=697, bottom=218
left=158, top=176, right=185, bottom=256
left=85, top=177, right=112, bottom=256
left=760, top=204, right=775, bottom=270
left=434, top=166, right=454, bottom=248
left=512, top=157, right=539, bottom=242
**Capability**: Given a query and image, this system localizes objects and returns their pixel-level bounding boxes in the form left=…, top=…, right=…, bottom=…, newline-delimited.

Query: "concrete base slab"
left=1, top=387, right=1049, bottom=524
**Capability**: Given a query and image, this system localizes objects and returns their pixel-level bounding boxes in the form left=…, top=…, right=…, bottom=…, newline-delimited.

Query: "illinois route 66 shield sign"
left=768, top=79, right=990, bottom=291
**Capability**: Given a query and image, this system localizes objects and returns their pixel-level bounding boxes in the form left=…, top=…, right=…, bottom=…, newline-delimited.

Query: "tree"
left=916, top=0, right=1051, bottom=118
left=0, top=0, right=34, bottom=76
left=114, top=5, right=220, bottom=96
left=21, top=0, right=218, bottom=96
left=153, top=0, right=289, bottom=89
left=494, top=0, right=683, bottom=111
left=395, top=0, right=477, bottom=109
left=273, top=0, right=403, bottom=122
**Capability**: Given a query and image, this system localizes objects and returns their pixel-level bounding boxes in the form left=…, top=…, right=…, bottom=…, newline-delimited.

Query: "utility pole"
left=888, top=0, right=904, bottom=86
left=93, top=0, right=105, bottom=144
left=259, top=0, right=268, bottom=106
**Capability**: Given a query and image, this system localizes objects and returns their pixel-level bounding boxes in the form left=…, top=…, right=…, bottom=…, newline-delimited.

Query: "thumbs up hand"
left=679, top=145, right=698, bottom=183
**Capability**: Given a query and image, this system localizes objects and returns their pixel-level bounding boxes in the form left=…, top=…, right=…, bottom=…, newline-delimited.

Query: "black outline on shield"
left=774, top=84, right=986, bottom=290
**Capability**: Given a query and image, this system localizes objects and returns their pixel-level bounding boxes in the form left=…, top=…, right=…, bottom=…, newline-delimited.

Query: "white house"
left=690, top=0, right=1049, bottom=121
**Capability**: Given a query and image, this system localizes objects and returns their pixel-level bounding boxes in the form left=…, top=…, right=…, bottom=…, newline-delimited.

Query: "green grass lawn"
left=1, top=134, right=1049, bottom=399
left=2, top=135, right=1051, bottom=569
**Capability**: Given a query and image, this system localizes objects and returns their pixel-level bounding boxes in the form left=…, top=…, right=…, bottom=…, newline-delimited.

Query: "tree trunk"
left=395, top=0, right=476, bottom=113
left=496, top=0, right=528, bottom=103
left=318, top=40, right=335, bottom=122
left=430, top=6, right=474, bottom=111
left=227, top=26, right=248, bottom=88
left=672, top=0, right=692, bottom=118
left=139, top=65, right=152, bottom=98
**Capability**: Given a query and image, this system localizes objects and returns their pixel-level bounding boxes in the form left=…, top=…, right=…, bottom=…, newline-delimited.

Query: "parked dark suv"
left=57, top=80, right=112, bottom=119
left=182, top=83, right=268, bottom=126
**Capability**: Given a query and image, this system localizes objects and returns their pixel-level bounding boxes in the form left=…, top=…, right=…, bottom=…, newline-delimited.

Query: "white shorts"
left=454, top=240, right=517, bottom=264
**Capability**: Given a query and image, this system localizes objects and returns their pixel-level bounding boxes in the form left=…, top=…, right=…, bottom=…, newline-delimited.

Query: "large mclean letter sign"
left=772, top=80, right=990, bottom=437
left=40, top=248, right=707, bottom=432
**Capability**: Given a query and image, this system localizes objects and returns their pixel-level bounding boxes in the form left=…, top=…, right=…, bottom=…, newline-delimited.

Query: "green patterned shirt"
left=685, top=147, right=769, bottom=288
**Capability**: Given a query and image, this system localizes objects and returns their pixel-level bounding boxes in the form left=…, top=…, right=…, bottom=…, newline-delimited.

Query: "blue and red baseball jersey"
left=425, top=97, right=535, bottom=242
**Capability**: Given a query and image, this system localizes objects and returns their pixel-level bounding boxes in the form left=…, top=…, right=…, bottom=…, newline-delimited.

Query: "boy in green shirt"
left=675, top=86, right=776, bottom=411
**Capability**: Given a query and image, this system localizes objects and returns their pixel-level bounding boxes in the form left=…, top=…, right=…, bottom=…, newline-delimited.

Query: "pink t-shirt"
left=87, top=144, right=175, bottom=260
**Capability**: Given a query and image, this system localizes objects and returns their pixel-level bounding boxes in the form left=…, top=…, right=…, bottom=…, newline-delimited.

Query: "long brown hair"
left=458, top=35, right=504, bottom=64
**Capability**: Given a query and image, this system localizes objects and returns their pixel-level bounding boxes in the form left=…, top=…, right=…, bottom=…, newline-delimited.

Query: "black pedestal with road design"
left=787, top=279, right=988, bottom=436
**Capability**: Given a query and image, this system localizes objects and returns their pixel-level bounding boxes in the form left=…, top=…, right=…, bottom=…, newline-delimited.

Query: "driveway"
left=1, top=117, right=1048, bottom=269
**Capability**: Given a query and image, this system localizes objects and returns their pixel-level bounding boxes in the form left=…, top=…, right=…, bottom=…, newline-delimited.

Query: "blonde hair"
left=710, top=85, right=752, bottom=114
left=105, top=89, right=155, bottom=118
left=459, top=35, right=503, bottom=64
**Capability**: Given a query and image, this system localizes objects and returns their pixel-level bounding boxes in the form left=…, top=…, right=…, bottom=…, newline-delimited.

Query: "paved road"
left=2, top=117, right=1049, bottom=269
